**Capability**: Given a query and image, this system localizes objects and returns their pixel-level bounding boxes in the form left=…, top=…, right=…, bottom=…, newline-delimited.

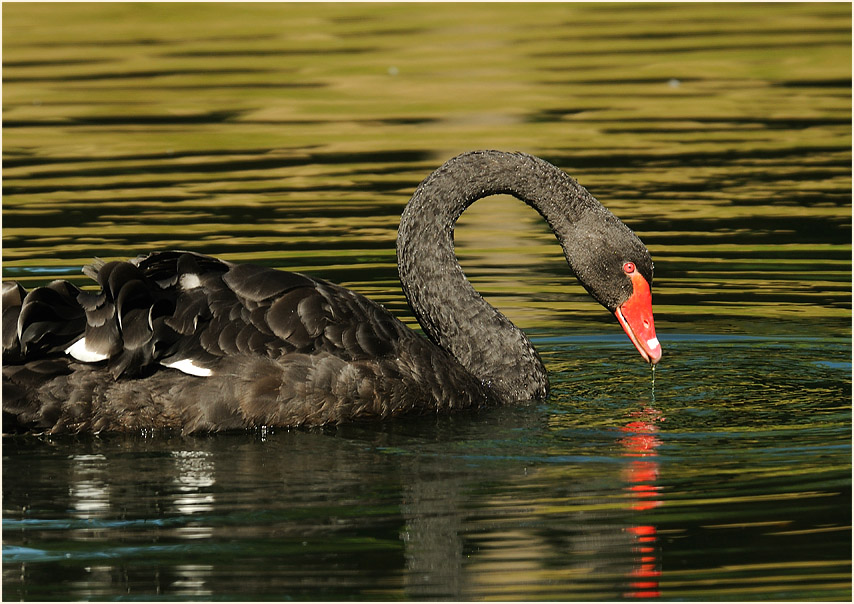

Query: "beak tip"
left=647, top=337, right=662, bottom=365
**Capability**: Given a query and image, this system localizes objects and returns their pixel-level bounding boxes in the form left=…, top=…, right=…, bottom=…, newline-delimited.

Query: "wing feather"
left=6, top=251, right=413, bottom=386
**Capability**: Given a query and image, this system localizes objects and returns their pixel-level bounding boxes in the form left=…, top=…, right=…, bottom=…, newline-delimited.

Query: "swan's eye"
left=623, top=262, right=636, bottom=274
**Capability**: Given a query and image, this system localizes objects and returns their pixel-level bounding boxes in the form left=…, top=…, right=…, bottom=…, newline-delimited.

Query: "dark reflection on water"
left=2, top=1, right=851, bottom=601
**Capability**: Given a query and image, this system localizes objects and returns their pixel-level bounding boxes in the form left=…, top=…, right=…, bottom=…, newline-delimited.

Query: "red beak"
left=615, top=271, right=662, bottom=364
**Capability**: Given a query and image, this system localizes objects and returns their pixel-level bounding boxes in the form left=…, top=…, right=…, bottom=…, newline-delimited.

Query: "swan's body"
left=3, top=151, right=661, bottom=434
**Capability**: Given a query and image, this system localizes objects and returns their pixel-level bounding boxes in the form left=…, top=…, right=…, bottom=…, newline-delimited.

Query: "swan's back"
left=3, top=251, right=493, bottom=434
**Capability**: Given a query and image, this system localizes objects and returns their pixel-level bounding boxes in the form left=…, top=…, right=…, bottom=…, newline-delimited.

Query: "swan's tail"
left=3, top=279, right=86, bottom=363
left=2, top=279, right=86, bottom=433
left=2, top=253, right=231, bottom=433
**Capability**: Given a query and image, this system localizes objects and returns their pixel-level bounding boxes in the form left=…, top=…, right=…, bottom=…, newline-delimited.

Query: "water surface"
left=2, top=2, right=851, bottom=601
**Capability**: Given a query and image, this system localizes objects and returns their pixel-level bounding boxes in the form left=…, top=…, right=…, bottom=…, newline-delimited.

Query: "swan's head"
left=563, top=209, right=662, bottom=365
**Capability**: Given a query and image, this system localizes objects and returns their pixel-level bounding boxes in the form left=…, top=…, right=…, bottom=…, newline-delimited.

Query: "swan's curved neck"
left=396, top=150, right=602, bottom=402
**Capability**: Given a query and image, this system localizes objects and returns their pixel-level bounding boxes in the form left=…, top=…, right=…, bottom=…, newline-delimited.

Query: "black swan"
left=2, top=150, right=661, bottom=434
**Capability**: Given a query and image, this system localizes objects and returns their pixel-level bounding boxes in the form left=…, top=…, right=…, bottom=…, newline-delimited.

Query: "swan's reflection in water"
left=5, top=377, right=847, bottom=601
left=400, top=459, right=464, bottom=598
left=69, top=454, right=110, bottom=520
left=170, top=450, right=216, bottom=519
left=619, top=406, right=663, bottom=599
left=65, top=454, right=116, bottom=599
left=169, top=564, right=214, bottom=599
left=37, top=407, right=668, bottom=599
left=166, top=450, right=216, bottom=596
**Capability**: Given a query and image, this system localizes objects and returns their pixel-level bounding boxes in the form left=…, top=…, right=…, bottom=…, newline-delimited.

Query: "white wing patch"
left=180, top=273, right=202, bottom=290
left=65, top=338, right=110, bottom=363
left=162, top=358, right=212, bottom=377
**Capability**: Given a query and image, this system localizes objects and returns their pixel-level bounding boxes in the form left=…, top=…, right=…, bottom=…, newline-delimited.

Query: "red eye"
left=623, top=262, right=636, bottom=274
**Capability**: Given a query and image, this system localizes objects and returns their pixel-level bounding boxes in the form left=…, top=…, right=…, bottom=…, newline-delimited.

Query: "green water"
left=2, top=2, right=851, bottom=601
